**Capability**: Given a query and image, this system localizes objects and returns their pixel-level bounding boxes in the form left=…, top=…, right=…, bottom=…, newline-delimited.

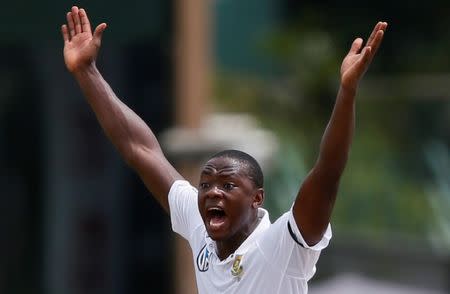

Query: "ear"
left=252, top=188, right=264, bottom=209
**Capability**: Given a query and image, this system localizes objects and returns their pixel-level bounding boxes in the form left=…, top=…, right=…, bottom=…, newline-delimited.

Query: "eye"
left=199, top=182, right=210, bottom=190
left=223, top=183, right=235, bottom=191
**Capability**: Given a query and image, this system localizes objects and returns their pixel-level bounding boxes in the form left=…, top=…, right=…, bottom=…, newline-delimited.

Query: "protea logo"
left=196, top=244, right=210, bottom=272
left=231, top=255, right=243, bottom=277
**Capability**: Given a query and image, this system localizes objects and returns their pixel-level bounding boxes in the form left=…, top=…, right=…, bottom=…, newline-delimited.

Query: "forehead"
left=201, top=156, right=249, bottom=177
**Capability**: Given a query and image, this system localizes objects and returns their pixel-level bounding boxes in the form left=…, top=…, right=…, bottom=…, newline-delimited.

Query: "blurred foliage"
left=425, top=142, right=450, bottom=253
left=213, top=14, right=450, bottom=244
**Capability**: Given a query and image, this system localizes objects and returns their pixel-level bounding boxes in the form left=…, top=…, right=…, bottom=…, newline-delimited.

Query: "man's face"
left=197, top=156, right=262, bottom=241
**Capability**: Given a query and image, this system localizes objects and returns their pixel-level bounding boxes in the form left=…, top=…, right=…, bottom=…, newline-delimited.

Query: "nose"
left=205, top=185, right=223, bottom=199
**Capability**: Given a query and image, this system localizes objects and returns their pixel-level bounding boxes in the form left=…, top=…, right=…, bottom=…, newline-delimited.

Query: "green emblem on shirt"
left=231, top=255, right=243, bottom=277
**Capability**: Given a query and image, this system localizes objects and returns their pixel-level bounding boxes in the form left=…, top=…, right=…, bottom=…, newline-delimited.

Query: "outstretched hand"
left=340, top=21, right=388, bottom=91
left=61, top=6, right=107, bottom=73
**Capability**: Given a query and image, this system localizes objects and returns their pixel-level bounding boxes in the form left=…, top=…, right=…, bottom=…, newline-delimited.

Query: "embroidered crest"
left=196, top=244, right=210, bottom=272
left=231, top=254, right=243, bottom=277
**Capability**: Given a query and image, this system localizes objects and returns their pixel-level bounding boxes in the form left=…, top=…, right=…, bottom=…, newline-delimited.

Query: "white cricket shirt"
left=169, top=180, right=332, bottom=294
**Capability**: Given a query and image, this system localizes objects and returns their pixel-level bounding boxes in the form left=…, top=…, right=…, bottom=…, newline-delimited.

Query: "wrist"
left=72, top=62, right=100, bottom=79
left=339, top=83, right=357, bottom=96
left=338, top=84, right=357, bottom=104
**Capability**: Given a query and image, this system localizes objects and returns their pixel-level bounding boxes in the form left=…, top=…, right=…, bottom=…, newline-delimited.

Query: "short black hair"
left=209, top=149, right=264, bottom=188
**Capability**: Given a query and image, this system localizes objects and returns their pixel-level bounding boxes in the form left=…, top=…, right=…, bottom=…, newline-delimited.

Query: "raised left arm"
left=293, top=22, right=388, bottom=246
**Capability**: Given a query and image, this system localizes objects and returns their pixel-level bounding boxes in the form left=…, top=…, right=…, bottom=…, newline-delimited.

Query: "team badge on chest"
left=231, top=254, right=244, bottom=277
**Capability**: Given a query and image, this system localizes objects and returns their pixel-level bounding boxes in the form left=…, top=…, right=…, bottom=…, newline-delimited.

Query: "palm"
left=340, top=46, right=369, bottom=89
left=339, top=22, right=387, bottom=90
left=64, top=32, right=97, bottom=72
left=61, top=7, right=106, bottom=73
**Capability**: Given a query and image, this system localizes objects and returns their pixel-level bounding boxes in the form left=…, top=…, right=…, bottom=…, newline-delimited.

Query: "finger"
left=61, top=24, right=70, bottom=43
left=93, top=23, right=108, bottom=46
left=357, top=46, right=372, bottom=75
left=366, top=21, right=388, bottom=48
left=360, top=46, right=372, bottom=66
left=368, top=30, right=385, bottom=57
left=379, top=21, right=388, bottom=32
left=66, top=12, right=76, bottom=38
left=347, top=38, right=364, bottom=55
left=71, top=6, right=82, bottom=34
left=366, top=22, right=383, bottom=47
left=79, top=8, right=92, bottom=34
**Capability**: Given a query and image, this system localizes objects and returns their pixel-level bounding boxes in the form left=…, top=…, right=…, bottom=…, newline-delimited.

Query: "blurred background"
left=0, top=0, right=449, bottom=293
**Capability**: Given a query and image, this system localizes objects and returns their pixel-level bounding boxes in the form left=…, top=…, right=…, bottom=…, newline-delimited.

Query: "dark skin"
left=198, top=157, right=263, bottom=260
left=62, top=6, right=387, bottom=259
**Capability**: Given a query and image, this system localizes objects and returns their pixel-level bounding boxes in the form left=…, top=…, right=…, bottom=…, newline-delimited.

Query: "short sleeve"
left=168, top=180, right=203, bottom=241
left=257, top=209, right=332, bottom=280
left=287, top=211, right=332, bottom=251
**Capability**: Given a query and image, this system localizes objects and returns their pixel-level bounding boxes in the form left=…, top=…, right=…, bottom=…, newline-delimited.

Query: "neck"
left=216, top=213, right=260, bottom=260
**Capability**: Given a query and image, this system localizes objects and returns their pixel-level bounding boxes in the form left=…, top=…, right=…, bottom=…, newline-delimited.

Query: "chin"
left=206, top=229, right=223, bottom=241
left=205, top=226, right=229, bottom=241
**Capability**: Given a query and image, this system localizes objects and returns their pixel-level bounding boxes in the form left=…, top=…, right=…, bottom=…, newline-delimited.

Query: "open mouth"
left=206, top=207, right=227, bottom=231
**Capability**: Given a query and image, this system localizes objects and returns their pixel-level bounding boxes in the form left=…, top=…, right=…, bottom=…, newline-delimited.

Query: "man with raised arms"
left=61, top=6, right=387, bottom=293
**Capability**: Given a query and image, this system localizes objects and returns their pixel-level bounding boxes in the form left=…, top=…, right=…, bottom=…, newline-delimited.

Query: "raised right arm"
left=62, top=6, right=183, bottom=212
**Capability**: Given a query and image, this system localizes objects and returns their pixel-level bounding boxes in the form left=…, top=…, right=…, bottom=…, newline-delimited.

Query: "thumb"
left=93, top=23, right=107, bottom=45
left=348, top=38, right=363, bottom=55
